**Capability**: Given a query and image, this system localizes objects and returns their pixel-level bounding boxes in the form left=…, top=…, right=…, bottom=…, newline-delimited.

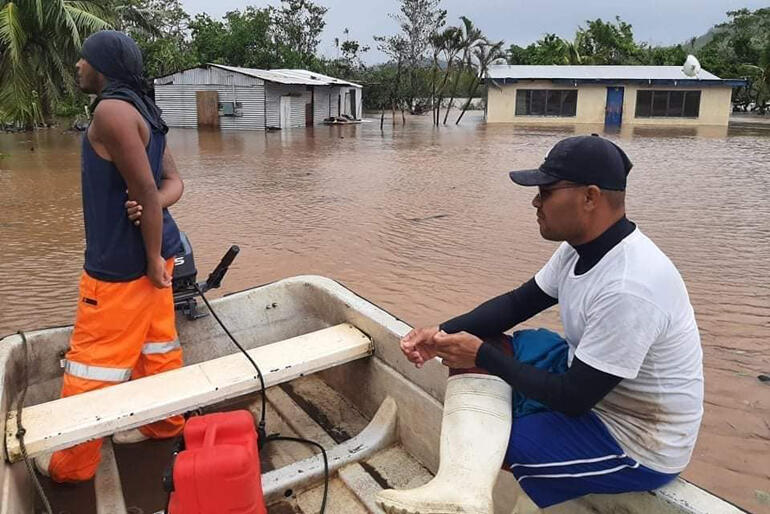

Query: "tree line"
left=0, top=0, right=767, bottom=129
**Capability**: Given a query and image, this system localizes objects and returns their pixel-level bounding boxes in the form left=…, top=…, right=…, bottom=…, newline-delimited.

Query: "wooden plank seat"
left=5, top=324, right=373, bottom=463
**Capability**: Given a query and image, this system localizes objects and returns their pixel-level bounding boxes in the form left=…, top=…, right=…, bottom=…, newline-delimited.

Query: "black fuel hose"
left=193, top=285, right=329, bottom=513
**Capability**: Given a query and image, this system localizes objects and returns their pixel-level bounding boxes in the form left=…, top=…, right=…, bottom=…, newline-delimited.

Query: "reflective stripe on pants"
left=142, top=339, right=182, bottom=355
left=64, top=359, right=132, bottom=382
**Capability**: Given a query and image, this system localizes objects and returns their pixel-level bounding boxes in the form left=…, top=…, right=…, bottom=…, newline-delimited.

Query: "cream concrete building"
left=484, top=65, right=746, bottom=127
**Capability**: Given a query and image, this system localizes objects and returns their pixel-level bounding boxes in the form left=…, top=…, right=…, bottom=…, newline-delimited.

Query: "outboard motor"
left=172, top=232, right=240, bottom=320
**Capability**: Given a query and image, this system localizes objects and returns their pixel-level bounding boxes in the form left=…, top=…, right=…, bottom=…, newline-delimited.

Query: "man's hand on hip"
left=125, top=199, right=143, bottom=225
left=147, top=255, right=171, bottom=288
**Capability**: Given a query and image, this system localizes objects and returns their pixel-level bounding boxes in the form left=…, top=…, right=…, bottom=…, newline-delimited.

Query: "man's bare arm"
left=91, top=99, right=169, bottom=287
left=159, top=148, right=183, bottom=207
left=125, top=147, right=183, bottom=224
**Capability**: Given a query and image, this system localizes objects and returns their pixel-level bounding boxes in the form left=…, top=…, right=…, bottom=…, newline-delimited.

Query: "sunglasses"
left=537, top=183, right=584, bottom=201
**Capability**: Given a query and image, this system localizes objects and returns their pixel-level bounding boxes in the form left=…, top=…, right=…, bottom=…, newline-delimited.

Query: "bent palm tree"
left=428, top=30, right=444, bottom=124
left=433, top=26, right=462, bottom=125
left=456, top=40, right=505, bottom=125
left=0, top=0, right=109, bottom=128
left=443, top=16, right=482, bottom=124
left=740, top=63, right=770, bottom=114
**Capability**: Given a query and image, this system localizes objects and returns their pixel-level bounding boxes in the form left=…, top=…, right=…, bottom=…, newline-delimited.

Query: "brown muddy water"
left=1, top=113, right=769, bottom=513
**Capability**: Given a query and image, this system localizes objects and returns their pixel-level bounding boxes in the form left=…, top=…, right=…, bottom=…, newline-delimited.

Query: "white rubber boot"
left=376, top=374, right=512, bottom=514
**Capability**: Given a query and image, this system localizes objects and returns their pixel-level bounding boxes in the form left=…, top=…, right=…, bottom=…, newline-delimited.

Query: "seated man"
left=376, top=135, right=703, bottom=513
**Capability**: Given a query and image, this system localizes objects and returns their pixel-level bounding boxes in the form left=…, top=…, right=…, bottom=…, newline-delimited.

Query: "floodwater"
left=1, top=113, right=769, bottom=513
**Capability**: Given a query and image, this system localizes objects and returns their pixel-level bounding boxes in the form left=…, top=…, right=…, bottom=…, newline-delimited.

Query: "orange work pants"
left=49, top=259, right=184, bottom=482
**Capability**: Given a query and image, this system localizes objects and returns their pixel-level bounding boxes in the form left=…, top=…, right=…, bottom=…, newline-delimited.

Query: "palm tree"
left=740, top=63, right=770, bottom=113
left=456, top=40, right=505, bottom=125
left=532, top=33, right=582, bottom=65
left=0, top=0, right=110, bottom=128
left=433, top=26, right=462, bottom=125
left=112, top=1, right=161, bottom=37
left=428, top=30, right=446, bottom=125
left=565, top=38, right=582, bottom=65
left=442, top=16, right=483, bottom=124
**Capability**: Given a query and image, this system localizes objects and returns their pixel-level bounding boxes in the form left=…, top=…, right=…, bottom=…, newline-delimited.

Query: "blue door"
left=605, top=87, right=624, bottom=126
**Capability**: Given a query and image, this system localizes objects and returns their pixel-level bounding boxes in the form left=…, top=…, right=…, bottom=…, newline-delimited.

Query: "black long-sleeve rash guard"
left=439, top=216, right=636, bottom=417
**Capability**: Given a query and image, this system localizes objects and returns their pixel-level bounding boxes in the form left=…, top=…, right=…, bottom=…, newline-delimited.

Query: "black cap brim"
left=508, top=169, right=560, bottom=186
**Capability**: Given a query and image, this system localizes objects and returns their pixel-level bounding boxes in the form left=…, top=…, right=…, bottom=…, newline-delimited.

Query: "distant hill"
left=674, top=27, right=722, bottom=52
left=690, top=27, right=723, bottom=49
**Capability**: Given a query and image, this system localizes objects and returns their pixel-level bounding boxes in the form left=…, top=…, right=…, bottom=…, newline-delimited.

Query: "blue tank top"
left=82, top=122, right=182, bottom=281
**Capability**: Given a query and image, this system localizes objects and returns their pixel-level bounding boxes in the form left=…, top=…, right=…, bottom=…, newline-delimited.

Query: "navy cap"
left=509, top=134, right=633, bottom=191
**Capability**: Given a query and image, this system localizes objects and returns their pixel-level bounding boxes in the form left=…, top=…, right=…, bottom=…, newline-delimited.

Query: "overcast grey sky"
left=179, top=0, right=769, bottom=64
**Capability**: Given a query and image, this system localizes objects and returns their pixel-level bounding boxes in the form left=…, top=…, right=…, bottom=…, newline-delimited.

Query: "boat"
left=0, top=275, right=746, bottom=513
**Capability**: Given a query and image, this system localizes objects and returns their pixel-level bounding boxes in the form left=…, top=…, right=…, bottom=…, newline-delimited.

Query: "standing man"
left=35, top=31, right=186, bottom=483
left=376, top=135, right=703, bottom=512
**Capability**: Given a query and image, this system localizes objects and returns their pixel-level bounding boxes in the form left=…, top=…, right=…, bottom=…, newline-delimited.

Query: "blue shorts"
left=504, top=329, right=678, bottom=508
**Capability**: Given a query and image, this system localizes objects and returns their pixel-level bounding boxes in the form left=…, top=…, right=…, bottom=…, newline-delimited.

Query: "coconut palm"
left=740, top=63, right=770, bottom=113
left=112, top=1, right=161, bottom=37
left=0, top=0, right=109, bottom=128
left=442, top=16, right=483, bottom=124
left=432, top=26, right=462, bottom=125
left=455, top=40, right=505, bottom=125
left=428, top=30, right=445, bottom=125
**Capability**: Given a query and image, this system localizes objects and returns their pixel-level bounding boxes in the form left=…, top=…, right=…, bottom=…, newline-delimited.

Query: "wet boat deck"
left=37, top=375, right=433, bottom=514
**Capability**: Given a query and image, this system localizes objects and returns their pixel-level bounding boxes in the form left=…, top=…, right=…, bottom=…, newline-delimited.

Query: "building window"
left=218, top=101, right=243, bottom=117
left=635, top=90, right=700, bottom=118
left=515, top=89, right=577, bottom=117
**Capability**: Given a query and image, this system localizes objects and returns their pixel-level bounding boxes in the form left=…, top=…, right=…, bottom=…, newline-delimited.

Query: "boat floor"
left=35, top=374, right=433, bottom=514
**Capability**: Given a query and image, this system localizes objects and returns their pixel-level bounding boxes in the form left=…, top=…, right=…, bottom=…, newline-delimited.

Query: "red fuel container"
left=168, top=410, right=267, bottom=514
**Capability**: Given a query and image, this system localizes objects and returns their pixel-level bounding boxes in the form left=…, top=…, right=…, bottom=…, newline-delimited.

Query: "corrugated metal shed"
left=156, top=84, right=265, bottom=130
left=487, top=65, right=723, bottom=81
left=154, top=64, right=363, bottom=130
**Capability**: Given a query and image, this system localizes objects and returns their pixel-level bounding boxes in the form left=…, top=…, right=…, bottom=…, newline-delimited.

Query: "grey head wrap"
left=81, top=30, right=168, bottom=133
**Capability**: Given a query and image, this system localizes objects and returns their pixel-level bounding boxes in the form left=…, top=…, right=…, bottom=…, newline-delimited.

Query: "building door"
left=196, top=91, right=219, bottom=128
left=280, top=96, right=291, bottom=128
left=605, top=87, right=624, bottom=126
left=349, top=91, right=356, bottom=119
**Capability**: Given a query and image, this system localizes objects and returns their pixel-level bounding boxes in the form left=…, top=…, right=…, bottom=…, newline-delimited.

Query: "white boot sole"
left=112, top=428, right=150, bottom=445
left=376, top=493, right=491, bottom=514
left=375, top=491, right=494, bottom=514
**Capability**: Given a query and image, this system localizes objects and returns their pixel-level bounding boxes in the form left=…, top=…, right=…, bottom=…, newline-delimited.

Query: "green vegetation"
left=699, top=9, right=770, bottom=112
left=0, top=0, right=109, bottom=128
left=0, top=0, right=767, bottom=129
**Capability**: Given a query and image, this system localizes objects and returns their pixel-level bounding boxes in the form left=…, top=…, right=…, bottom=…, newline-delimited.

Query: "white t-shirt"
left=535, top=228, right=703, bottom=474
